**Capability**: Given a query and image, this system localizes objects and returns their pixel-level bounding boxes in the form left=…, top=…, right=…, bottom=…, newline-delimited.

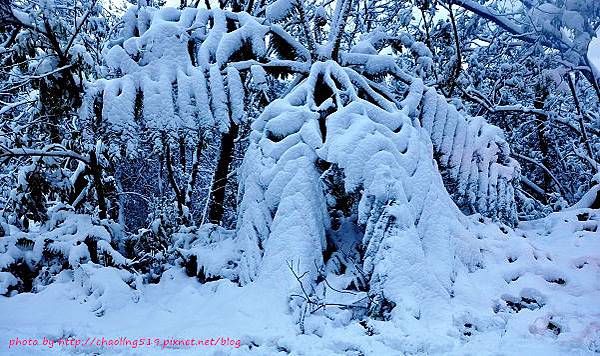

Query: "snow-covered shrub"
left=0, top=205, right=128, bottom=295
left=236, top=61, right=483, bottom=324
left=2, top=155, right=73, bottom=229
left=73, top=263, right=141, bottom=317
left=172, top=224, right=239, bottom=283
left=125, top=197, right=180, bottom=283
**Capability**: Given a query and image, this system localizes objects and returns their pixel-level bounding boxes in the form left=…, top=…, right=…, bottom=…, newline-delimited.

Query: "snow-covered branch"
left=0, top=145, right=90, bottom=165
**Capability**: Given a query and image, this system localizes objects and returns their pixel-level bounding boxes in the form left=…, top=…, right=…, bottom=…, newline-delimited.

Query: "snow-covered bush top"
left=81, top=5, right=520, bottom=224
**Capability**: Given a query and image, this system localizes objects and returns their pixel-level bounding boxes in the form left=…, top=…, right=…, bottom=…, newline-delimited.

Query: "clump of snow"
left=0, top=272, right=18, bottom=296
left=265, top=0, right=296, bottom=22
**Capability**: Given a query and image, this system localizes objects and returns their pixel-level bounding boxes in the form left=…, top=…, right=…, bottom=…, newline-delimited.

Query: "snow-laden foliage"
left=75, top=4, right=522, bottom=234
left=407, top=81, right=519, bottom=223
left=0, top=0, right=111, bottom=145
left=0, top=0, right=118, bottom=223
left=172, top=224, right=238, bottom=282
left=76, top=5, right=315, bottom=231
left=1, top=153, right=72, bottom=228
left=235, top=61, right=483, bottom=319
left=339, top=32, right=520, bottom=223
left=80, top=5, right=310, bottom=157
left=420, top=0, right=600, bottom=216
left=0, top=206, right=127, bottom=296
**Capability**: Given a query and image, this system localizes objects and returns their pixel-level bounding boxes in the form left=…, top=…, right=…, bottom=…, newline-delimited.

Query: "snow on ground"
left=1, top=208, right=599, bottom=355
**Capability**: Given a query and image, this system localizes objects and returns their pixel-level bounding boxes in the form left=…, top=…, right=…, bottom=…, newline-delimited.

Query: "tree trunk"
left=185, top=134, right=204, bottom=209
left=164, top=138, right=186, bottom=221
left=533, top=84, right=552, bottom=192
left=89, top=150, right=107, bottom=220
left=208, top=123, right=239, bottom=225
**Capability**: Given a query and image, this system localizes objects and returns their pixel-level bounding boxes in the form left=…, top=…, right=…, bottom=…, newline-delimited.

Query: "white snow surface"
left=1, top=209, right=599, bottom=355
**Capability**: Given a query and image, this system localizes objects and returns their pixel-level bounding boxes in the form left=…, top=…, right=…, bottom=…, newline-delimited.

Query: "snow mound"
left=74, top=264, right=141, bottom=317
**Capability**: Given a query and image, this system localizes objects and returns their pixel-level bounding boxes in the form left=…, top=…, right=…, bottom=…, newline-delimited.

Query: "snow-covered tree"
left=0, top=0, right=126, bottom=291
